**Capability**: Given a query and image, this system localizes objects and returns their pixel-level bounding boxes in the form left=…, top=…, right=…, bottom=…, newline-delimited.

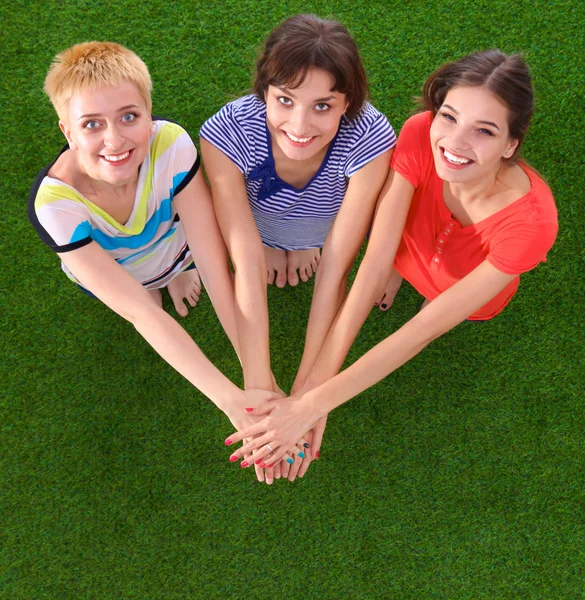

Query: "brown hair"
left=421, top=49, right=533, bottom=163
left=253, top=14, right=369, bottom=120
left=44, top=41, right=152, bottom=122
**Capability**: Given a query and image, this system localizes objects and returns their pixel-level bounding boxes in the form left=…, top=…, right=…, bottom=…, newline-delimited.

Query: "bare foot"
left=286, top=248, right=320, bottom=286
left=148, top=289, right=163, bottom=307
left=375, top=269, right=403, bottom=312
left=264, top=246, right=287, bottom=288
left=166, top=268, right=202, bottom=317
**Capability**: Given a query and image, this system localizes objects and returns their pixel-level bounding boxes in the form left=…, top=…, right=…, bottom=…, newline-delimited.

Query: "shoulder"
left=399, top=111, right=433, bottom=140
left=340, top=101, right=395, bottom=139
left=202, top=95, right=266, bottom=132
left=151, top=119, right=195, bottom=151
left=520, top=165, right=558, bottom=233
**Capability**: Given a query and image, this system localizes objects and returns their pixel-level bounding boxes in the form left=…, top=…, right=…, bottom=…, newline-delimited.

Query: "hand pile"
left=224, top=389, right=327, bottom=484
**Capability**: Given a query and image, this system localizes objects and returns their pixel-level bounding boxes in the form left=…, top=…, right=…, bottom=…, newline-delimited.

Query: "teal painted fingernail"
left=298, top=452, right=305, bottom=458
left=286, top=458, right=294, bottom=465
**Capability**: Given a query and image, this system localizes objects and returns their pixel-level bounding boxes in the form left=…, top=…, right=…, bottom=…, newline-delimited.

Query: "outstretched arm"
left=292, top=150, right=392, bottom=394
left=226, top=259, right=516, bottom=466
left=301, top=169, right=414, bottom=393
left=200, top=138, right=273, bottom=392
left=58, top=242, right=274, bottom=424
left=175, top=169, right=240, bottom=356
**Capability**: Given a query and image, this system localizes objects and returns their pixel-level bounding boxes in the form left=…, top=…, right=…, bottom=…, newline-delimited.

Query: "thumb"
left=244, top=398, right=279, bottom=415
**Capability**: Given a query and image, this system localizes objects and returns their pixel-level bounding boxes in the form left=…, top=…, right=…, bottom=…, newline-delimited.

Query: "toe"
left=287, top=267, right=299, bottom=287
left=174, top=300, right=188, bottom=317
left=267, top=269, right=275, bottom=285
left=275, top=269, right=287, bottom=288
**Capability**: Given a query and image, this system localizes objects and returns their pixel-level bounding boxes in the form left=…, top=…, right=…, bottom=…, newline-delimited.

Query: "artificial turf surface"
left=1, top=0, right=584, bottom=598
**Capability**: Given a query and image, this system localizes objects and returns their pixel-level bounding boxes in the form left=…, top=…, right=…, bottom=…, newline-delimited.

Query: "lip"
left=282, top=130, right=316, bottom=148
left=99, top=149, right=134, bottom=166
left=439, top=147, right=475, bottom=170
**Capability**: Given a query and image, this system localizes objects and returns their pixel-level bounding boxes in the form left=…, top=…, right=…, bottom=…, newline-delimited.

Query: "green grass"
left=1, top=0, right=584, bottom=598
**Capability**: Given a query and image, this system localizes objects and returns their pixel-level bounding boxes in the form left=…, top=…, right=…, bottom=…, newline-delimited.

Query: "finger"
left=311, top=417, right=327, bottom=460
left=243, top=400, right=279, bottom=417
left=228, top=433, right=274, bottom=462
left=254, top=462, right=265, bottom=482
left=297, top=454, right=313, bottom=478
left=291, top=446, right=307, bottom=459
left=299, top=438, right=310, bottom=449
left=281, top=458, right=291, bottom=478
left=263, top=465, right=274, bottom=485
left=273, top=462, right=282, bottom=480
left=225, top=421, right=268, bottom=446
left=288, top=452, right=305, bottom=482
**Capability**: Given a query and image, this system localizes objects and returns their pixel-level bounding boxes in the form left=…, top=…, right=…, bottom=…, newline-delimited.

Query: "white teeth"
left=102, top=151, right=130, bottom=162
left=286, top=132, right=313, bottom=143
left=444, top=149, right=470, bottom=164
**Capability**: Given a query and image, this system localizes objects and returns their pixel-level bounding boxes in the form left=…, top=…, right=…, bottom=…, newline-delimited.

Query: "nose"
left=449, top=125, right=471, bottom=150
left=104, top=123, right=124, bottom=149
left=289, top=107, right=311, bottom=135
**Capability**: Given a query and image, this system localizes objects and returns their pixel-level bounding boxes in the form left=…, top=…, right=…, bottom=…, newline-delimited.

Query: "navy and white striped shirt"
left=200, top=95, right=396, bottom=250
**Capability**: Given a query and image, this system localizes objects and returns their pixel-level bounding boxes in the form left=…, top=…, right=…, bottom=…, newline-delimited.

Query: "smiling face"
left=265, top=68, right=348, bottom=162
left=60, top=80, right=152, bottom=187
left=430, top=85, right=519, bottom=185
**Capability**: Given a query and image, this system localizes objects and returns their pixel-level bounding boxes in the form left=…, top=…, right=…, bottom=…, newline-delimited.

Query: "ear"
left=504, top=138, right=519, bottom=158
left=59, top=120, right=77, bottom=150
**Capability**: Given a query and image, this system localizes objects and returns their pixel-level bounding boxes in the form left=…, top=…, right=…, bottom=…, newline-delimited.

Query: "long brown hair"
left=253, top=14, right=369, bottom=120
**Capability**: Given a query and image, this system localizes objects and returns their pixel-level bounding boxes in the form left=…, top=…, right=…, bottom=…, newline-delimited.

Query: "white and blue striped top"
left=200, top=95, right=396, bottom=250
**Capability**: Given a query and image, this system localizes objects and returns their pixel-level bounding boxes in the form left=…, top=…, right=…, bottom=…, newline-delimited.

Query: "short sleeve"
left=28, top=178, right=93, bottom=253
left=152, top=120, right=200, bottom=197
left=390, top=112, right=434, bottom=189
left=200, top=100, right=251, bottom=174
left=344, top=105, right=397, bottom=177
left=488, top=185, right=558, bottom=275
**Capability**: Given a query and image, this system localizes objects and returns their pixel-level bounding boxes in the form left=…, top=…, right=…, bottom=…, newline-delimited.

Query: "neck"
left=446, top=166, right=509, bottom=204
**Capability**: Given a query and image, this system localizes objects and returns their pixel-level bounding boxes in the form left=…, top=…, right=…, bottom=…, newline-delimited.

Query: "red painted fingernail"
left=230, top=455, right=238, bottom=462
left=225, top=439, right=233, bottom=446
left=267, top=464, right=274, bottom=468
left=255, top=459, right=263, bottom=465
left=315, top=451, right=319, bottom=459
left=240, top=461, right=249, bottom=468
left=259, top=463, right=266, bottom=468
left=245, top=408, right=253, bottom=412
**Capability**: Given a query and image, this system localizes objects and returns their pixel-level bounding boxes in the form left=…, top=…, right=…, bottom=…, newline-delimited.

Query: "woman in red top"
left=225, top=50, right=558, bottom=476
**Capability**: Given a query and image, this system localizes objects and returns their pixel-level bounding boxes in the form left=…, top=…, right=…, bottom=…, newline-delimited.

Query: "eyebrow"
left=77, top=105, right=140, bottom=120
left=442, top=104, right=500, bottom=130
left=277, top=87, right=338, bottom=103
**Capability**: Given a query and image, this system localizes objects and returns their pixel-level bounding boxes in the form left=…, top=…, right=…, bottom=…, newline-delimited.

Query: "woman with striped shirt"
left=200, top=14, right=396, bottom=483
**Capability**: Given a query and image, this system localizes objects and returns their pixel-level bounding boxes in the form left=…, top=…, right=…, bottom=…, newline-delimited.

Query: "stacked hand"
left=225, top=394, right=328, bottom=482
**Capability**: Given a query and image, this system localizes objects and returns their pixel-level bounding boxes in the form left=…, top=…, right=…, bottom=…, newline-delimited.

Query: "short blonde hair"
left=44, top=41, right=152, bottom=121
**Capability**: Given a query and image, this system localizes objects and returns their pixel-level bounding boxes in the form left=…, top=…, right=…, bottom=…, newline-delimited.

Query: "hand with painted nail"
left=225, top=395, right=323, bottom=469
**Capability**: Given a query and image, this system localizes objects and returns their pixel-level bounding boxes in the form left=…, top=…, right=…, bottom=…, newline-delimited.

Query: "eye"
left=477, top=128, right=494, bottom=136
left=122, top=112, right=137, bottom=123
left=277, top=96, right=293, bottom=106
left=84, top=120, right=100, bottom=130
left=440, top=111, right=456, bottom=122
left=315, top=103, right=330, bottom=112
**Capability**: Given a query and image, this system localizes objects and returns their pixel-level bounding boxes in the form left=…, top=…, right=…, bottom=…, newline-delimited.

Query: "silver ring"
left=266, top=443, right=274, bottom=453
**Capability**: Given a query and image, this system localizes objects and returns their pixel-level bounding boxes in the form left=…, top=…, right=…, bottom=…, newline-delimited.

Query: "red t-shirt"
left=390, top=112, right=558, bottom=320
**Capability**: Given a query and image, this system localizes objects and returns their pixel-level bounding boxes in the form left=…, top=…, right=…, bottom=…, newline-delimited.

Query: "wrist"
left=302, top=389, right=328, bottom=420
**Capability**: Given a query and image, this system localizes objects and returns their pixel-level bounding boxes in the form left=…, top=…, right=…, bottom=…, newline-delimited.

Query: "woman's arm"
left=300, top=169, right=414, bottom=392
left=174, top=169, right=240, bottom=356
left=200, top=138, right=273, bottom=391
left=58, top=242, right=273, bottom=422
left=292, top=150, right=392, bottom=393
left=226, top=259, right=517, bottom=464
